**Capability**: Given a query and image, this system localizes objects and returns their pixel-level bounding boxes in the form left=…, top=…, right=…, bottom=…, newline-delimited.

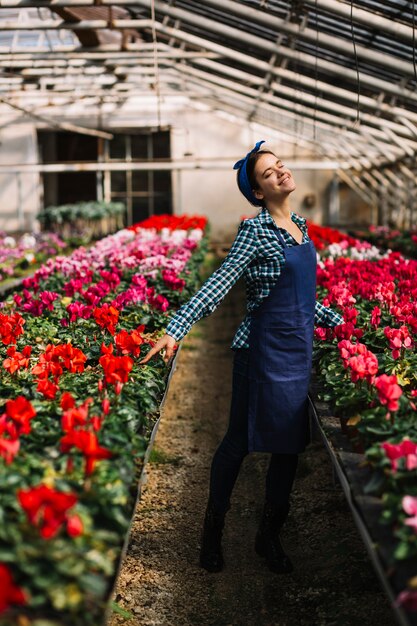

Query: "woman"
left=139, top=141, right=344, bottom=574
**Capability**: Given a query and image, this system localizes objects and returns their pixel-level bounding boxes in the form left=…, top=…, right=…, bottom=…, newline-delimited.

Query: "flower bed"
left=348, top=225, right=417, bottom=259
left=0, top=216, right=209, bottom=625
left=0, top=232, right=66, bottom=286
left=38, top=201, right=126, bottom=246
left=309, top=223, right=417, bottom=613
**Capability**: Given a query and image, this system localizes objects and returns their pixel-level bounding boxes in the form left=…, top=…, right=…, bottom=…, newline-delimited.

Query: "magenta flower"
left=395, top=589, right=417, bottom=611
left=39, top=291, right=59, bottom=311
left=66, top=302, right=93, bottom=322
left=162, top=270, right=186, bottom=292
left=22, top=299, right=45, bottom=317
left=63, top=278, right=88, bottom=297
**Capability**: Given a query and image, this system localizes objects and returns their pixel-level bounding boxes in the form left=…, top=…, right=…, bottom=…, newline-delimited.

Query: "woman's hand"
left=139, top=334, right=178, bottom=365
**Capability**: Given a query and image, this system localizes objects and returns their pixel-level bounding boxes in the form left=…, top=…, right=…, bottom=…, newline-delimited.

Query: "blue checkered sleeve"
left=165, top=220, right=257, bottom=341
left=315, top=301, right=344, bottom=327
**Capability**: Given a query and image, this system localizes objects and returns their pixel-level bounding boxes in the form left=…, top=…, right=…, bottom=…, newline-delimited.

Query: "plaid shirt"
left=166, top=208, right=345, bottom=349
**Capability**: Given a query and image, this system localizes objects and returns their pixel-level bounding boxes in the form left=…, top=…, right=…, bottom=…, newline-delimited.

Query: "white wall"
left=0, top=98, right=335, bottom=238
left=170, top=110, right=333, bottom=239
left=0, top=122, right=40, bottom=233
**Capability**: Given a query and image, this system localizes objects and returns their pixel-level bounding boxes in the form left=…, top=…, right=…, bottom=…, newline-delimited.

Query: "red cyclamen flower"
left=60, top=429, right=112, bottom=475
left=370, top=306, right=381, bottom=329
left=3, top=396, right=36, bottom=437
left=3, top=346, right=31, bottom=374
left=115, top=325, right=145, bottom=357
left=380, top=439, right=417, bottom=471
left=374, top=374, right=402, bottom=412
left=0, top=563, right=26, bottom=613
left=18, top=484, right=83, bottom=539
left=0, top=312, right=25, bottom=345
left=93, top=304, right=120, bottom=335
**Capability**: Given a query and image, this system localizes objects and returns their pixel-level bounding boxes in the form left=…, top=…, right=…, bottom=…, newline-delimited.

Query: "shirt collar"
left=257, top=207, right=306, bottom=228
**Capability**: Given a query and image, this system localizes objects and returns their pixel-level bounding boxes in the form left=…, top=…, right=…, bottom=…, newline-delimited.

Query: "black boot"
left=255, top=500, right=293, bottom=573
left=199, top=501, right=227, bottom=572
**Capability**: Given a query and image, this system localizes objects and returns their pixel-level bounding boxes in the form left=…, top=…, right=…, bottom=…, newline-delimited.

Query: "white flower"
left=21, top=234, right=37, bottom=249
left=188, top=228, right=203, bottom=242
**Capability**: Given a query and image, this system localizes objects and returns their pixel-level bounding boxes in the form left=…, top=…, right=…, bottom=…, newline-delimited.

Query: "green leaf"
left=110, top=600, right=134, bottom=619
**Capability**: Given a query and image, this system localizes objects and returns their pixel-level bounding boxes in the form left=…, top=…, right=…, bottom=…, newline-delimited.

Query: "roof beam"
left=9, top=0, right=411, bottom=66
left=305, top=0, right=414, bottom=42
left=136, top=0, right=417, bottom=79
left=185, top=57, right=417, bottom=137
left=200, top=0, right=414, bottom=77
left=0, top=158, right=342, bottom=174
left=165, top=63, right=417, bottom=148
left=168, top=70, right=393, bottom=162
left=178, top=73, right=412, bottom=171
left=0, top=0, right=409, bottom=51
left=0, top=18, right=154, bottom=30
left=337, top=169, right=375, bottom=205
left=4, top=42, right=417, bottom=126
left=0, top=96, right=113, bottom=138
left=381, top=127, right=415, bottom=157
left=1, top=15, right=415, bottom=108
left=357, top=128, right=400, bottom=162
left=151, top=20, right=416, bottom=106
left=191, top=56, right=417, bottom=118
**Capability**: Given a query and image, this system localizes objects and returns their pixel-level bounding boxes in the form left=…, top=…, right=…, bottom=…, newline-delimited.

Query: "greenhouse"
left=1, top=1, right=417, bottom=625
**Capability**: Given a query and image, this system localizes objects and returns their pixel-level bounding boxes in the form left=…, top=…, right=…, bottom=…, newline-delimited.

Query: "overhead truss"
left=1, top=0, right=417, bottom=226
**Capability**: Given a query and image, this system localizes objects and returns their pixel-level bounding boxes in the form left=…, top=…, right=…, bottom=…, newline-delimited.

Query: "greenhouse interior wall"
left=0, top=98, right=365, bottom=240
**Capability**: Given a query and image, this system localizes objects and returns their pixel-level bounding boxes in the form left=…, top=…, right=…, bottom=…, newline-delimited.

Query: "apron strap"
left=275, top=227, right=287, bottom=248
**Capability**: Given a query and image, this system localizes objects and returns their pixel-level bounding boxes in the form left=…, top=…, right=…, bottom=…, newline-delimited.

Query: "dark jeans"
left=208, top=348, right=299, bottom=515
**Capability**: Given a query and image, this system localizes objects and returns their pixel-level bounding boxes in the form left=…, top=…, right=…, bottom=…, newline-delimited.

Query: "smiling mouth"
left=278, top=174, right=291, bottom=185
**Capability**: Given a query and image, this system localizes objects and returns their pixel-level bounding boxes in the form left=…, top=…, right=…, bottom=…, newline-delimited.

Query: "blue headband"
left=233, top=140, right=265, bottom=206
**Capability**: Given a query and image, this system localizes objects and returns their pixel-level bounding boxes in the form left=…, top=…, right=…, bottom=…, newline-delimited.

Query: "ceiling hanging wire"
left=150, top=0, right=162, bottom=129
left=412, top=0, right=417, bottom=83
left=312, top=0, right=319, bottom=146
left=4, top=10, right=20, bottom=105
left=37, top=7, right=53, bottom=53
left=291, top=3, right=302, bottom=159
left=349, top=0, right=361, bottom=128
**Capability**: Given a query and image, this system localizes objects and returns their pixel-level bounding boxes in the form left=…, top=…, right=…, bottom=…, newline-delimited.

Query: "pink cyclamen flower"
left=314, top=327, right=330, bottom=341
left=395, top=589, right=417, bottom=611
left=384, top=325, right=413, bottom=359
left=337, top=340, right=378, bottom=384
left=402, top=496, right=417, bottom=533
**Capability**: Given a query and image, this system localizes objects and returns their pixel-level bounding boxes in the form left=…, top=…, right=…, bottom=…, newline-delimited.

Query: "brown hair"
left=236, top=149, right=277, bottom=208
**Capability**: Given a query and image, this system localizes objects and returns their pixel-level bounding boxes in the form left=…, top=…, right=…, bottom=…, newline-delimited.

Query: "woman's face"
left=252, top=152, right=296, bottom=203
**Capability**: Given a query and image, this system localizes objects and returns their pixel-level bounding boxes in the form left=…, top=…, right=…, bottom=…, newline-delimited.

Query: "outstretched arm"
left=140, top=219, right=257, bottom=364
left=165, top=219, right=257, bottom=341
left=315, top=301, right=344, bottom=327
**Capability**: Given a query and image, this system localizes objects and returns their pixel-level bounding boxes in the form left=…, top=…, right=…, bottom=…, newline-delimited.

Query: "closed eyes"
left=263, top=160, right=284, bottom=177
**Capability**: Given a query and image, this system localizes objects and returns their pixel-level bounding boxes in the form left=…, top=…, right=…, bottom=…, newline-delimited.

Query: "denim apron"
left=247, top=227, right=317, bottom=453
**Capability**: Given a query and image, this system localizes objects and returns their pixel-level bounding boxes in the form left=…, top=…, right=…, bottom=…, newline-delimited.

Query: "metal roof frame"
left=1, top=0, right=417, bottom=226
